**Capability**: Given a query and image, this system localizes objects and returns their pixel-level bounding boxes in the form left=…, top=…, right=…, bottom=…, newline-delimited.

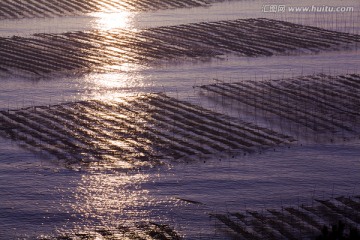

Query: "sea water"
left=0, top=0, right=360, bottom=238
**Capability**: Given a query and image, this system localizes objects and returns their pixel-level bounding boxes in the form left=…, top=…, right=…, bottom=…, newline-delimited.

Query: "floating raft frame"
left=212, top=196, right=360, bottom=240
left=0, top=19, right=359, bottom=77
left=0, top=93, right=293, bottom=168
left=44, top=222, right=182, bottom=240
left=198, top=73, right=360, bottom=141
left=0, top=0, right=224, bottom=19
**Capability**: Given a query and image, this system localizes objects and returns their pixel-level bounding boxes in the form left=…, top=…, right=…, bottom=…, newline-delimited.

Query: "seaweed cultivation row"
left=0, top=93, right=293, bottom=168
left=198, top=74, right=360, bottom=141
left=212, top=196, right=360, bottom=240
left=0, top=0, right=223, bottom=19
left=0, top=18, right=359, bottom=77
left=43, top=222, right=182, bottom=240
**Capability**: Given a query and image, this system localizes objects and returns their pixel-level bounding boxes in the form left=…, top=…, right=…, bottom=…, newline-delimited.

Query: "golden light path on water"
left=81, top=67, right=151, bottom=102
left=83, top=10, right=152, bottom=101
left=90, top=11, right=135, bottom=31
left=68, top=171, right=171, bottom=234
left=63, top=10, right=164, bottom=233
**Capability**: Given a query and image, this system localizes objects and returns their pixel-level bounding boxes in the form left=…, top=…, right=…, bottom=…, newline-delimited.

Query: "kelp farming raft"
left=197, top=73, right=360, bottom=142
left=41, top=222, right=182, bottom=240
left=0, top=18, right=359, bottom=77
left=0, top=0, right=224, bottom=19
left=211, top=196, right=360, bottom=240
left=0, top=93, right=293, bottom=169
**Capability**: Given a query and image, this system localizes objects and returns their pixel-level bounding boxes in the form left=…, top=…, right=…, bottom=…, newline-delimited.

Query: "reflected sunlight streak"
left=69, top=172, right=154, bottom=232
left=91, top=11, right=135, bottom=31
left=85, top=10, right=153, bottom=103
left=82, top=70, right=150, bottom=102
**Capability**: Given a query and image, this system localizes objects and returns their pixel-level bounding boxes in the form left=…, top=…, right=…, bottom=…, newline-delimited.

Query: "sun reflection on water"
left=81, top=69, right=151, bottom=102
left=70, top=171, right=153, bottom=231
left=90, top=11, right=136, bottom=31
left=84, top=10, right=150, bottom=102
